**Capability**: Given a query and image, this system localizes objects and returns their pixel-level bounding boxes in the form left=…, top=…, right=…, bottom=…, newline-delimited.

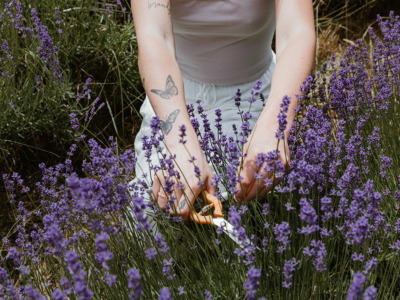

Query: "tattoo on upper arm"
left=142, top=77, right=145, bottom=87
left=160, top=109, right=180, bottom=135
left=179, top=198, right=186, bottom=210
left=148, top=0, right=171, bottom=15
left=150, top=75, right=178, bottom=100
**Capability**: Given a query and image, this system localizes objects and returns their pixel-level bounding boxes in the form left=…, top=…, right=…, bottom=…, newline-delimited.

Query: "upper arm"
left=131, top=0, right=175, bottom=49
left=274, top=0, right=315, bottom=59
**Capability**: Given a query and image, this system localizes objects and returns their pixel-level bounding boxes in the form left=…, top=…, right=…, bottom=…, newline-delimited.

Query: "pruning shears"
left=189, top=190, right=259, bottom=251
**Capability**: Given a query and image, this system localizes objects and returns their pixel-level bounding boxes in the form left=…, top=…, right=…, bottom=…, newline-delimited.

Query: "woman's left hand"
left=234, top=125, right=290, bottom=204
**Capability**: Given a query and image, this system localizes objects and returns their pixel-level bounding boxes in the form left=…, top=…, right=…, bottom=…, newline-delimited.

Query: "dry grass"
left=316, top=24, right=342, bottom=65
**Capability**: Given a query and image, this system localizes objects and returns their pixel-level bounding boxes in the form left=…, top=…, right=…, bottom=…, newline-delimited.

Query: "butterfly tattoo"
left=160, top=109, right=180, bottom=135
left=151, top=75, right=179, bottom=99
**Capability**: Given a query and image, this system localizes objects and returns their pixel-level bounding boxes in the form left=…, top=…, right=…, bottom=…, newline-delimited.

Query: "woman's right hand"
left=151, top=136, right=216, bottom=220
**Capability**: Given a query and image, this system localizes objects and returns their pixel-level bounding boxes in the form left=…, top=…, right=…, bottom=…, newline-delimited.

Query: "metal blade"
left=213, top=218, right=260, bottom=252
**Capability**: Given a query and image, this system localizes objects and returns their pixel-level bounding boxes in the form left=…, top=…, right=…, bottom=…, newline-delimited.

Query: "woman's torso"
left=170, top=0, right=275, bottom=84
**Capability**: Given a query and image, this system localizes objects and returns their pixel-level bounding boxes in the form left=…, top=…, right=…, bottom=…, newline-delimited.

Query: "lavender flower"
left=7, top=247, right=22, bottom=266
left=0, top=267, right=9, bottom=282
left=155, top=234, right=169, bottom=254
left=162, top=258, right=175, bottom=280
left=363, top=286, right=377, bottom=300
left=244, top=266, right=261, bottom=299
left=347, top=272, right=367, bottom=300
left=262, top=203, right=269, bottom=215
left=235, top=88, right=242, bottom=108
left=282, top=258, right=300, bottom=289
left=285, top=203, right=295, bottom=211
left=66, top=174, right=80, bottom=196
left=52, top=289, right=67, bottom=300
left=145, top=248, right=157, bottom=260
left=248, top=80, right=262, bottom=104
left=226, top=142, right=241, bottom=195
left=8, top=100, right=15, bottom=110
left=353, top=216, right=370, bottom=246
left=44, top=223, right=64, bottom=255
left=128, top=268, right=143, bottom=299
left=131, top=196, right=152, bottom=232
left=228, top=206, right=249, bottom=249
left=55, top=7, right=62, bottom=24
left=303, top=240, right=327, bottom=272
left=177, top=286, right=184, bottom=295
left=94, top=232, right=114, bottom=270
left=379, top=154, right=393, bottom=179
left=179, top=124, right=187, bottom=144
left=64, top=250, right=93, bottom=300
left=21, top=285, right=46, bottom=300
left=159, top=288, right=172, bottom=300
left=275, top=95, right=291, bottom=140
left=274, top=222, right=291, bottom=253
left=299, top=199, right=317, bottom=230
left=351, top=252, right=365, bottom=262
left=205, top=290, right=212, bottom=300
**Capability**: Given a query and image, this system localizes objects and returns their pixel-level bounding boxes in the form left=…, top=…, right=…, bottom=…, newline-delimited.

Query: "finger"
left=168, top=185, right=183, bottom=216
left=206, top=176, right=217, bottom=198
left=235, top=158, right=258, bottom=203
left=154, top=172, right=173, bottom=211
left=157, top=190, right=169, bottom=210
left=248, top=169, right=282, bottom=201
left=245, top=179, right=256, bottom=198
left=160, top=177, right=184, bottom=212
left=172, top=184, right=199, bottom=220
left=151, top=173, right=161, bottom=202
left=243, top=175, right=261, bottom=202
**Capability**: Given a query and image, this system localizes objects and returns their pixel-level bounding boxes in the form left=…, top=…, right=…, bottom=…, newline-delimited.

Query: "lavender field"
left=1, top=0, right=400, bottom=299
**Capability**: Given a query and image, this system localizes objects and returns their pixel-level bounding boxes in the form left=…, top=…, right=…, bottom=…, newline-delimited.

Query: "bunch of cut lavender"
left=2, top=12, right=400, bottom=300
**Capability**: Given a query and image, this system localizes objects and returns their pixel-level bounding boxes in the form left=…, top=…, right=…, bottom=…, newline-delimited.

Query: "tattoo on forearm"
left=179, top=199, right=186, bottom=210
left=148, top=0, right=171, bottom=15
left=150, top=75, right=178, bottom=100
left=160, top=109, right=180, bottom=135
left=142, top=77, right=145, bottom=87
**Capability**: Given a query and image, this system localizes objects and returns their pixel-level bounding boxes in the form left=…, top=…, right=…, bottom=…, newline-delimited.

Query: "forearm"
left=258, top=31, right=315, bottom=135
left=138, top=34, right=198, bottom=148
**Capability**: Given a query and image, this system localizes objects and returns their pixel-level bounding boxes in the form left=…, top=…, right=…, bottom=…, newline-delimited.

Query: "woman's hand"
left=151, top=136, right=216, bottom=220
left=234, top=124, right=290, bottom=204
left=229, top=0, right=315, bottom=204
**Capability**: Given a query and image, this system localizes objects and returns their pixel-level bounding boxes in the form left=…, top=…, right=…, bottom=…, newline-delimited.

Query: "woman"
left=130, top=0, right=316, bottom=220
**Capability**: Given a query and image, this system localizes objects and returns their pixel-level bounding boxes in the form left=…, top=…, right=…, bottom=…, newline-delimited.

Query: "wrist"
left=256, top=111, right=293, bottom=138
left=164, top=125, right=200, bottom=151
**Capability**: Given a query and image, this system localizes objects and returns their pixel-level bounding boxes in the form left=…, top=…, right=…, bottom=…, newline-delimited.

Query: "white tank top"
left=171, top=0, right=275, bottom=84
